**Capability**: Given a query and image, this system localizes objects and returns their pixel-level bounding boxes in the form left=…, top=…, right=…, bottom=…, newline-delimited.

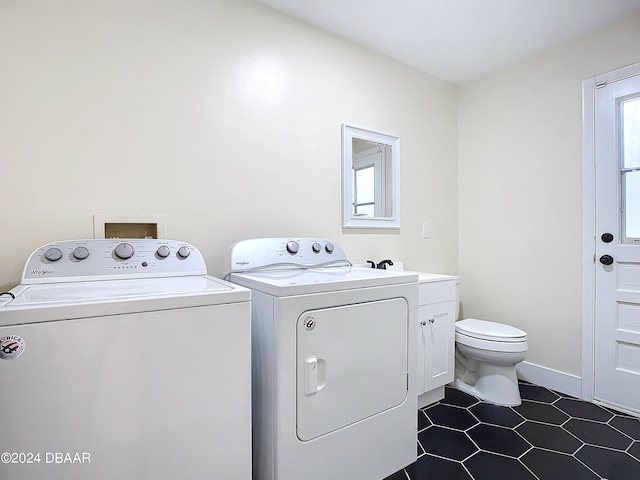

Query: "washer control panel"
left=227, top=238, right=349, bottom=272
left=22, top=239, right=207, bottom=284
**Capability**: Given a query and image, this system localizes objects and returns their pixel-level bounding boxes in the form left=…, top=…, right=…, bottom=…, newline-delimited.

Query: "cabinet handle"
left=420, top=318, right=435, bottom=326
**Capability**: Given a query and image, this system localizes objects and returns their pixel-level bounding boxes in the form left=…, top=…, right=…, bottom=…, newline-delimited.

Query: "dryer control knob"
left=44, top=247, right=63, bottom=262
left=177, top=246, right=191, bottom=259
left=286, top=240, right=299, bottom=255
left=156, top=245, right=170, bottom=258
left=114, top=243, right=134, bottom=260
left=72, top=246, right=89, bottom=260
left=325, top=243, right=334, bottom=254
left=312, top=242, right=321, bottom=253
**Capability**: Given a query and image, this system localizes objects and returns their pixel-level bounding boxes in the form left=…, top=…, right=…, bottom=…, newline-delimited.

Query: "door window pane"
left=622, top=96, right=640, bottom=169
left=624, top=170, right=640, bottom=239
left=621, top=95, right=640, bottom=240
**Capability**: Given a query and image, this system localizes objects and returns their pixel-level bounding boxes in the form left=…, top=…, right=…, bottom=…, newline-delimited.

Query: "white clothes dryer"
left=226, top=238, right=418, bottom=480
left=0, top=239, right=251, bottom=480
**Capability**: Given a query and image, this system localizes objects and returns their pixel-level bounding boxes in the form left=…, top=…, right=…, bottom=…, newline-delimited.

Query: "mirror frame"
left=342, top=124, right=401, bottom=229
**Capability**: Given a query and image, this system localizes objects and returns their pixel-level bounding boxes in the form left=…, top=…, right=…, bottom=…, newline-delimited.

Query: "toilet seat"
left=456, top=318, right=527, bottom=342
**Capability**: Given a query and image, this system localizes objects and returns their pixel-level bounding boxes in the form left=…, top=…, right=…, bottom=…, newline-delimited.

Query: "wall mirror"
left=342, top=124, right=400, bottom=229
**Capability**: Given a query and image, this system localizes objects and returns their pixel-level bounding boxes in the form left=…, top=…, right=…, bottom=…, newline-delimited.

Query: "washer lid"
left=8, top=276, right=234, bottom=306
left=0, top=275, right=250, bottom=328
left=455, top=318, right=527, bottom=342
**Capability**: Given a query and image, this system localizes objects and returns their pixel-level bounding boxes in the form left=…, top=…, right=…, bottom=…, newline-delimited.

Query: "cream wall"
left=0, top=0, right=458, bottom=291
left=458, top=14, right=640, bottom=377
left=8, top=0, right=636, bottom=387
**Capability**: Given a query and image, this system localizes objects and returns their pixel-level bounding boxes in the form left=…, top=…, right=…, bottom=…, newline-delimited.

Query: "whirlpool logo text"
left=30, top=269, right=54, bottom=276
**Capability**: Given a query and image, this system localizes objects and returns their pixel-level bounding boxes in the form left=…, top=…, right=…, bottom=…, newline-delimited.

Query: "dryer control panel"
left=22, top=239, right=207, bottom=284
left=227, top=238, right=350, bottom=273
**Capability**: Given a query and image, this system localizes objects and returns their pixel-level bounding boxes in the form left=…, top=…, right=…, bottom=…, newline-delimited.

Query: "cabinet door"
left=419, top=301, right=455, bottom=393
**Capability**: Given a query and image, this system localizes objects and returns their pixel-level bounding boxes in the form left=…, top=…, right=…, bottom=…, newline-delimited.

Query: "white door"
left=594, top=72, right=640, bottom=414
left=353, top=145, right=384, bottom=217
left=296, top=298, right=408, bottom=441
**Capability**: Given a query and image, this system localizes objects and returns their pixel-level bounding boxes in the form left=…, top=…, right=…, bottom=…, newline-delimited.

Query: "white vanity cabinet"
left=416, top=274, right=457, bottom=408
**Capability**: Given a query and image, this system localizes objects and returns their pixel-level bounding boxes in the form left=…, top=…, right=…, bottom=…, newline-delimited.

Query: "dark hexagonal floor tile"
left=516, top=420, right=583, bottom=454
left=513, top=400, right=569, bottom=425
left=383, top=468, right=408, bottom=480
left=418, top=425, right=478, bottom=461
left=469, top=402, right=525, bottom=428
left=576, top=444, right=640, bottom=479
left=610, top=415, right=640, bottom=440
left=521, top=448, right=599, bottom=480
left=424, top=403, right=478, bottom=431
left=441, top=385, right=479, bottom=408
left=464, top=451, right=537, bottom=480
left=418, top=409, right=431, bottom=432
left=518, top=383, right=561, bottom=403
left=554, top=397, right=613, bottom=422
left=564, top=418, right=634, bottom=450
left=629, top=441, right=640, bottom=461
left=405, top=453, right=473, bottom=480
left=467, top=423, right=531, bottom=457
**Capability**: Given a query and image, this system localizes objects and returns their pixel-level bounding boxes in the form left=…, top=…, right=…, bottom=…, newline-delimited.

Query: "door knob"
left=601, top=233, right=614, bottom=243
left=599, top=255, right=614, bottom=265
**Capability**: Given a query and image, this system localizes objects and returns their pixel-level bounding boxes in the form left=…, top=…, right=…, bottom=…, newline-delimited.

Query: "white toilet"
left=453, top=318, right=528, bottom=406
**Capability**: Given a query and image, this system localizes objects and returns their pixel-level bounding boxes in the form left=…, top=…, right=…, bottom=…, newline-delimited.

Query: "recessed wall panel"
left=617, top=263, right=640, bottom=293
left=617, top=302, right=640, bottom=334
left=616, top=341, right=640, bottom=375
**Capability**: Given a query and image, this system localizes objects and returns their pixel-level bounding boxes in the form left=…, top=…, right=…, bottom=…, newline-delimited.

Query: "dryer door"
left=296, top=297, right=408, bottom=441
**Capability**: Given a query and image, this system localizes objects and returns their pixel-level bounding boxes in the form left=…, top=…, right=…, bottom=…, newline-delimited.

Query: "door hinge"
left=595, top=81, right=607, bottom=89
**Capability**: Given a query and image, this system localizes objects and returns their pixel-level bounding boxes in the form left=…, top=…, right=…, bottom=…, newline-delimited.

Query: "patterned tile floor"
left=386, top=381, right=640, bottom=480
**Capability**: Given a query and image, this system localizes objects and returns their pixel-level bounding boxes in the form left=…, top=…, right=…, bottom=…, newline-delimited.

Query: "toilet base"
left=452, top=360, right=522, bottom=406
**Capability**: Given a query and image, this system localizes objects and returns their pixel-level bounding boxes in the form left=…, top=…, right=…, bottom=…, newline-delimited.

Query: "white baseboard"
left=516, top=361, right=582, bottom=399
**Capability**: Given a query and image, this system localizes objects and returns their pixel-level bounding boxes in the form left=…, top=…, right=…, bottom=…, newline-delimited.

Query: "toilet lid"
left=456, top=318, right=527, bottom=342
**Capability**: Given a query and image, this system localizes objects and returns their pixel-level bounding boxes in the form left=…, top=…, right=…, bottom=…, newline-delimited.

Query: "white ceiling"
left=255, top=0, right=640, bottom=84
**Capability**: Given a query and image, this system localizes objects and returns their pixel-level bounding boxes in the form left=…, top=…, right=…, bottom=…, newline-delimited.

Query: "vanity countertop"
left=409, top=272, right=457, bottom=283
left=353, top=263, right=457, bottom=283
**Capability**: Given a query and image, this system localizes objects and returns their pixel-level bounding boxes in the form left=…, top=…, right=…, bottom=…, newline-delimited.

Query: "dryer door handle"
left=304, top=356, right=318, bottom=396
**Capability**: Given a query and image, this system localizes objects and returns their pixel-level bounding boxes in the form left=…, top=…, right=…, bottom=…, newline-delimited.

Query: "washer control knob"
left=114, top=243, right=134, bottom=260
left=312, top=242, right=322, bottom=253
left=177, top=246, right=191, bottom=259
left=156, top=245, right=170, bottom=258
left=286, top=240, right=299, bottom=255
left=44, top=247, right=63, bottom=262
left=72, top=246, right=89, bottom=260
left=325, top=243, right=334, bottom=254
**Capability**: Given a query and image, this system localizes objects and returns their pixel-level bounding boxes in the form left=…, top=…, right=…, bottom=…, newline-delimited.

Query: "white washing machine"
left=0, top=239, right=251, bottom=480
left=226, top=238, right=418, bottom=480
